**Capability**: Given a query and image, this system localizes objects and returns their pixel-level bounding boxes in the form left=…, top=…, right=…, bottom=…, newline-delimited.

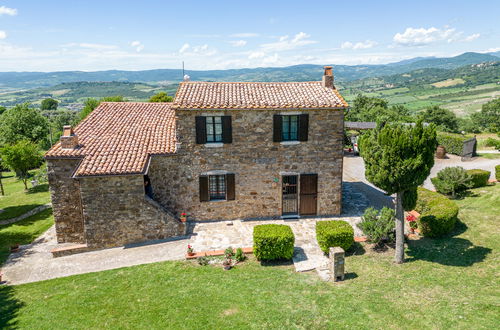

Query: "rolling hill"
left=0, top=52, right=498, bottom=90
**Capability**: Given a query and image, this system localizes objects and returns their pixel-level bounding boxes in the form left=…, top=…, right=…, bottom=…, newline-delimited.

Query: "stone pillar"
left=329, top=247, right=345, bottom=281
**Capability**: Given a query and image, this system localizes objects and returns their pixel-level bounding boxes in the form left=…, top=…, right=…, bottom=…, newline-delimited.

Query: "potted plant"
left=406, top=214, right=418, bottom=234
left=222, top=257, right=232, bottom=270
left=187, top=244, right=195, bottom=256
left=180, top=213, right=187, bottom=223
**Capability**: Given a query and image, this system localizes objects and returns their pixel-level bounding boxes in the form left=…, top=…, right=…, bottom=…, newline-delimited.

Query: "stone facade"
left=148, top=108, right=344, bottom=221
left=47, top=158, right=85, bottom=243
left=78, top=175, right=185, bottom=248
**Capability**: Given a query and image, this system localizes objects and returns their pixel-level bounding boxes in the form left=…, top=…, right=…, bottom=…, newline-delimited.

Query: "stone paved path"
left=189, top=216, right=362, bottom=273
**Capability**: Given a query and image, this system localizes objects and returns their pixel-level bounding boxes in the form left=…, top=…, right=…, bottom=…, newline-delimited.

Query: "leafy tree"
left=0, top=103, right=49, bottom=145
left=347, top=95, right=412, bottom=123
left=359, top=120, right=437, bottom=263
left=149, top=92, right=173, bottom=102
left=40, top=98, right=59, bottom=111
left=74, top=96, right=125, bottom=125
left=0, top=106, right=6, bottom=115
left=431, top=166, right=473, bottom=198
left=1, top=140, right=42, bottom=190
left=471, top=98, right=500, bottom=133
left=421, top=106, right=459, bottom=133
left=458, top=117, right=482, bottom=134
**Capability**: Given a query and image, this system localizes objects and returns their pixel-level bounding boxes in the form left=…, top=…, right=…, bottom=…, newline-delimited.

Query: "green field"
left=1, top=185, right=498, bottom=329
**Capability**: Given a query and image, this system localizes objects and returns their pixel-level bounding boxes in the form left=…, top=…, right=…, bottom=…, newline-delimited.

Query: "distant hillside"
left=0, top=81, right=177, bottom=108
left=341, top=62, right=500, bottom=116
left=0, top=52, right=498, bottom=90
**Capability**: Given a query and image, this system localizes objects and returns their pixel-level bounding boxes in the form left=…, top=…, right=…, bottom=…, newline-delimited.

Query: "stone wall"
left=46, top=159, right=85, bottom=243
left=78, top=175, right=185, bottom=248
left=148, top=108, right=344, bottom=221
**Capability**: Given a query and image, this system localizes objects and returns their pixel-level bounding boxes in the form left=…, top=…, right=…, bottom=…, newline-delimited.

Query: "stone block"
left=329, top=247, right=345, bottom=282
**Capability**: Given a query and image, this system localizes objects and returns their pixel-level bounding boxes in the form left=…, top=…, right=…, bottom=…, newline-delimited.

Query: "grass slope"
left=0, top=171, right=50, bottom=221
left=2, top=185, right=499, bottom=329
left=0, top=208, right=53, bottom=264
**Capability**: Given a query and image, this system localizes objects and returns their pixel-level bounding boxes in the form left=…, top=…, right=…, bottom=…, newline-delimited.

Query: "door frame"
left=281, top=174, right=299, bottom=217
left=280, top=173, right=318, bottom=217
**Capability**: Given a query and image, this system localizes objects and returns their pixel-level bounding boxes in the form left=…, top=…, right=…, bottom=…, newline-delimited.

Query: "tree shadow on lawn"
left=0, top=205, right=47, bottom=223
left=406, top=220, right=492, bottom=267
left=26, top=184, right=49, bottom=194
left=0, top=284, right=24, bottom=329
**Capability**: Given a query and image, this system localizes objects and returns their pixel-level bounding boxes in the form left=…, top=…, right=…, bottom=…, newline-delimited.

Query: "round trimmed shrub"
left=415, top=187, right=459, bottom=237
left=495, top=165, right=500, bottom=181
left=316, top=220, right=354, bottom=253
left=253, top=224, right=295, bottom=260
left=466, top=169, right=490, bottom=188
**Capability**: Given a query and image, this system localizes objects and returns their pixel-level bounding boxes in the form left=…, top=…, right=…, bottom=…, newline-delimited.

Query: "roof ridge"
left=179, top=81, right=322, bottom=84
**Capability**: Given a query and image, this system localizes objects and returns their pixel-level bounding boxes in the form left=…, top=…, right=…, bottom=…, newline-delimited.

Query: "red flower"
left=406, top=214, right=416, bottom=222
left=181, top=213, right=187, bottom=216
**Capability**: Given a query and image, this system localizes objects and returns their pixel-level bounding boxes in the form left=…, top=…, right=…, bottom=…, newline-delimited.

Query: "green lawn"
left=0, top=171, right=50, bottom=221
left=0, top=208, right=54, bottom=265
left=1, top=186, right=499, bottom=329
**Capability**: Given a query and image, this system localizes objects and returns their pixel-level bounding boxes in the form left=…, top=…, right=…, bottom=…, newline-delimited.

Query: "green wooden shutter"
left=298, top=114, right=309, bottom=141
left=199, top=176, right=209, bottom=202
left=222, top=116, right=232, bottom=144
left=273, top=114, right=282, bottom=142
left=226, top=173, right=235, bottom=200
left=195, top=116, right=207, bottom=144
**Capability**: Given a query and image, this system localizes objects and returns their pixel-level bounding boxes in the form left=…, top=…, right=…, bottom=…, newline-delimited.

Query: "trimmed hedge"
left=316, top=221, right=354, bottom=253
left=415, top=187, right=459, bottom=237
left=437, top=132, right=473, bottom=156
left=466, top=169, right=490, bottom=188
left=496, top=165, right=500, bottom=181
left=253, top=224, right=295, bottom=260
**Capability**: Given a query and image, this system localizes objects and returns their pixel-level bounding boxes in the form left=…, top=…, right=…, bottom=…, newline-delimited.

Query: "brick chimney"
left=322, top=66, right=334, bottom=89
left=60, top=125, right=79, bottom=149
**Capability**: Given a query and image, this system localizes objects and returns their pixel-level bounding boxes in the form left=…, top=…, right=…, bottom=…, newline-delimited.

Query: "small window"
left=209, top=175, right=226, bottom=200
left=206, top=116, right=223, bottom=143
left=282, top=115, right=299, bottom=141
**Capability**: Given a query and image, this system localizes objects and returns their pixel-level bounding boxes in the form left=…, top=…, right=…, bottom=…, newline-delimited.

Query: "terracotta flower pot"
left=180, top=217, right=187, bottom=223
left=187, top=252, right=195, bottom=256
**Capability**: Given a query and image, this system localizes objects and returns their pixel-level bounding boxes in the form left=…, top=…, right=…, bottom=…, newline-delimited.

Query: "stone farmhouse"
left=45, top=67, right=348, bottom=249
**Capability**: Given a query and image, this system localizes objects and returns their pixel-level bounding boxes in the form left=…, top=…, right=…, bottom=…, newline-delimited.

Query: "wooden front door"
left=299, top=174, right=318, bottom=215
left=282, top=175, right=298, bottom=216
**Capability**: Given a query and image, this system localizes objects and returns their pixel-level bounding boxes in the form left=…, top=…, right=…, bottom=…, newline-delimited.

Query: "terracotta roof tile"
left=173, top=81, right=348, bottom=110
left=45, top=102, right=176, bottom=177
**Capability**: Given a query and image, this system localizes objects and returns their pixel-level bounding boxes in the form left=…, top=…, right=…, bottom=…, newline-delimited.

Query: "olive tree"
left=359, top=120, right=437, bottom=263
left=1, top=140, right=42, bottom=190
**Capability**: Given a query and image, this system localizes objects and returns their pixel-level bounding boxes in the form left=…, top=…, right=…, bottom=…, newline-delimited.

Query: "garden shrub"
left=235, top=247, right=245, bottom=262
left=316, top=220, right=354, bottom=253
left=496, top=165, right=500, bottom=181
left=484, top=137, right=500, bottom=150
left=253, top=224, right=295, bottom=260
left=431, top=166, right=473, bottom=198
left=437, top=132, right=473, bottom=155
left=466, top=169, right=490, bottom=188
left=357, top=207, right=395, bottom=244
left=415, top=187, right=459, bottom=237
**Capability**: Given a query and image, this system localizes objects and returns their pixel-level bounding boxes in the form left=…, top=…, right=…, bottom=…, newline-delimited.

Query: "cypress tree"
left=359, top=120, right=437, bottom=263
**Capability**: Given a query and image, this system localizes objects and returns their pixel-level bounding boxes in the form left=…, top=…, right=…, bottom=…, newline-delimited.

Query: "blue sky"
left=0, top=0, right=499, bottom=71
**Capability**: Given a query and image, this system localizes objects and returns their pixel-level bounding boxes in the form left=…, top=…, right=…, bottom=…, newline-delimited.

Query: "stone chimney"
left=60, top=125, right=79, bottom=149
left=322, top=66, right=334, bottom=89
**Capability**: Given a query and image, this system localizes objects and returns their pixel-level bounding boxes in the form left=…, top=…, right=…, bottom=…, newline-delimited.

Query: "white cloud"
left=179, top=43, right=190, bottom=53
left=464, top=33, right=480, bottom=42
left=229, top=40, right=247, bottom=47
left=393, top=27, right=461, bottom=46
left=260, top=32, right=316, bottom=52
left=0, top=31, right=6, bottom=39
left=341, top=40, right=377, bottom=50
left=130, top=40, right=144, bottom=52
left=0, top=6, right=17, bottom=16
left=63, top=43, right=118, bottom=50
left=230, top=33, right=259, bottom=38
left=248, top=51, right=265, bottom=59
left=179, top=43, right=216, bottom=56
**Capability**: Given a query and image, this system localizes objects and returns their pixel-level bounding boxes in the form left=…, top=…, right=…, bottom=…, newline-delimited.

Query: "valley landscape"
left=1, top=52, right=499, bottom=116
